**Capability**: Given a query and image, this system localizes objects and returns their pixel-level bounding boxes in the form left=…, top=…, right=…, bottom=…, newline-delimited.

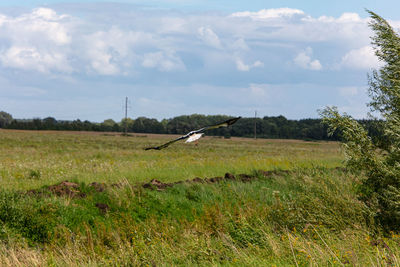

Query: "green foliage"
left=0, top=192, right=58, bottom=243
left=0, top=111, right=12, bottom=128
left=28, top=169, right=41, bottom=179
left=321, top=11, right=400, bottom=231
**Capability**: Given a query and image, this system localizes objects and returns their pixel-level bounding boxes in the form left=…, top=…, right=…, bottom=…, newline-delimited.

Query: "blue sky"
left=0, top=1, right=399, bottom=122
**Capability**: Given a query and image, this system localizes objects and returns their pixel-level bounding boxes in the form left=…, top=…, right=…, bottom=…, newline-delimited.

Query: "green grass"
left=0, top=130, right=398, bottom=266
left=0, top=130, right=342, bottom=190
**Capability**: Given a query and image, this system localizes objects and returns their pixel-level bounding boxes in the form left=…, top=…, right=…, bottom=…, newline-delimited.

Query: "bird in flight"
left=144, top=117, right=241, bottom=150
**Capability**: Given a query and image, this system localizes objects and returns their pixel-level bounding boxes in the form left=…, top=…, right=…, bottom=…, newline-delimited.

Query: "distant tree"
left=43, top=117, right=58, bottom=130
left=0, top=111, right=13, bottom=128
left=120, top=118, right=134, bottom=132
left=101, top=119, right=116, bottom=131
left=132, top=117, right=164, bottom=133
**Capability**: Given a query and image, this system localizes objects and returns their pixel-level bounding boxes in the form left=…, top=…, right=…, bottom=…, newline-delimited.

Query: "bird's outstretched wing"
left=197, top=116, right=241, bottom=133
left=144, top=135, right=188, bottom=150
left=144, top=116, right=241, bottom=150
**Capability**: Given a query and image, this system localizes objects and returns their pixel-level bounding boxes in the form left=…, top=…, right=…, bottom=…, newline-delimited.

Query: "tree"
left=0, top=111, right=12, bottom=128
left=43, top=117, right=58, bottom=130
left=120, top=118, right=134, bottom=132
left=101, top=119, right=118, bottom=132
left=321, top=11, right=400, bottom=231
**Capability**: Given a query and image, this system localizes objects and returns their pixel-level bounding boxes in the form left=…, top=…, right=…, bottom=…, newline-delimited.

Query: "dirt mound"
left=205, top=177, right=224, bottom=183
left=224, top=173, right=236, bottom=180
left=142, top=179, right=173, bottom=191
left=26, top=169, right=292, bottom=197
left=48, top=181, right=86, bottom=198
left=237, top=174, right=252, bottom=182
left=191, top=177, right=204, bottom=183
left=89, top=182, right=106, bottom=192
left=27, top=180, right=86, bottom=198
left=95, top=203, right=110, bottom=214
left=140, top=169, right=291, bottom=191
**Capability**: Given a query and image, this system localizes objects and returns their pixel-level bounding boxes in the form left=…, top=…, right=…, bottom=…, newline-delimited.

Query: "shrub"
left=321, top=11, right=400, bottom=231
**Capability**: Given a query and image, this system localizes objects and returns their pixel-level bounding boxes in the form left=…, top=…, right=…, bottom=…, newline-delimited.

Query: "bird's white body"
left=185, top=133, right=204, bottom=143
left=144, top=117, right=240, bottom=150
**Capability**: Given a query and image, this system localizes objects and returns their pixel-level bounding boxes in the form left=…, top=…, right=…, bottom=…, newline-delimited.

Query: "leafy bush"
left=321, top=11, right=400, bottom=231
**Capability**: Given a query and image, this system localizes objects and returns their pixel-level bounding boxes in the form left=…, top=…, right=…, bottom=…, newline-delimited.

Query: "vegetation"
left=0, top=130, right=341, bottom=191
left=322, top=11, right=400, bottom=232
left=0, top=112, right=385, bottom=141
left=0, top=111, right=12, bottom=128
left=0, top=130, right=400, bottom=266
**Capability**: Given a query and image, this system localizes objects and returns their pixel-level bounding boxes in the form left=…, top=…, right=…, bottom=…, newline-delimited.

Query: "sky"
left=0, top=1, right=399, bottom=122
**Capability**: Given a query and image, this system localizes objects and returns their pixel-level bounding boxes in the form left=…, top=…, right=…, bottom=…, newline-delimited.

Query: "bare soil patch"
left=26, top=169, right=291, bottom=196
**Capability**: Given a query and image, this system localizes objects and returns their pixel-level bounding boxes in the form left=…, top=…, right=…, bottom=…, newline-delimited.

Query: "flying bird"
left=144, top=117, right=241, bottom=150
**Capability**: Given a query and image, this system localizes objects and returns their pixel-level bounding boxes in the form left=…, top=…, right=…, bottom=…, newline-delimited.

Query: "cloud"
left=231, top=38, right=249, bottom=51
left=0, top=46, right=72, bottom=73
left=235, top=58, right=264, bottom=71
left=314, top=12, right=364, bottom=23
left=293, top=47, right=322, bottom=70
left=142, top=51, right=185, bottom=72
left=197, top=26, right=222, bottom=49
left=231, top=8, right=305, bottom=20
left=340, top=46, right=382, bottom=70
left=1, top=5, right=400, bottom=121
left=0, top=6, right=384, bottom=77
left=82, top=27, right=141, bottom=75
left=0, top=8, right=73, bottom=73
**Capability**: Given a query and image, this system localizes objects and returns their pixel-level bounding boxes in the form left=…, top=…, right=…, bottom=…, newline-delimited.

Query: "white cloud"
left=0, top=6, right=386, bottom=77
left=314, top=12, right=363, bottom=23
left=0, top=46, right=72, bottom=73
left=83, top=27, right=139, bottom=75
left=231, top=8, right=305, bottom=20
left=142, top=51, right=185, bottom=72
left=0, top=8, right=73, bottom=73
left=337, top=12, right=363, bottom=23
left=31, top=7, right=68, bottom=21
left=3, top=8, right=71, bottom=45
left=235, top=58, right=264, bottom=71
left=293, top=47, right=322, bottom=70
left=341, top=46, right=382, bottom=70
left=231, top=38, right=249, bottom=51
left=197, top=26, right=222, bottom=48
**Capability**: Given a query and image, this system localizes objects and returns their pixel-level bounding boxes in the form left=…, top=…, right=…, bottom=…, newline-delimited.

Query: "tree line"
left=0, top=111, right=384, bottom=141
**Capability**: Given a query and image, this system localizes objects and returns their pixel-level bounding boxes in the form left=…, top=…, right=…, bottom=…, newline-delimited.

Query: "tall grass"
left=1, top=130, right=398, bottom=265
left=0, top=167, right=398, bottom=266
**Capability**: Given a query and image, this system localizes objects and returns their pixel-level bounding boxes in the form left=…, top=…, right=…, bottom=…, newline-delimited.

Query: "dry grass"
left=3, top=130, right=398, bottom=266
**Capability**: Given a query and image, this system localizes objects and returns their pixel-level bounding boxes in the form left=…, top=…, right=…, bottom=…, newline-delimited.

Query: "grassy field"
left=0, top=129, right=399, bottom=266
left=0, top=129, right=342, bottom=190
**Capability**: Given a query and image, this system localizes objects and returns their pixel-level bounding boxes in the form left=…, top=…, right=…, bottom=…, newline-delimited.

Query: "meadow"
left=0, top=129, right=399, bottom=266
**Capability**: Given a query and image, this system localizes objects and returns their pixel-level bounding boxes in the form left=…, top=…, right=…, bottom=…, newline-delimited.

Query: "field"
left=0, top=129, right=399, bottom=266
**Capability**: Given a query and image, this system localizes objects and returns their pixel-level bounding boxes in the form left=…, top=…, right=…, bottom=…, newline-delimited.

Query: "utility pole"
left=124, top=97, right=128, bottom=135
left=254, top=110, right=257, bottom=140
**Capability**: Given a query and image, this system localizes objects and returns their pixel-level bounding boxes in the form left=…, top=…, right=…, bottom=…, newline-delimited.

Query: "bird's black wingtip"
left=144, top=146, right=161, bottom=151
left=227, top=116, right=241, bottom=125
